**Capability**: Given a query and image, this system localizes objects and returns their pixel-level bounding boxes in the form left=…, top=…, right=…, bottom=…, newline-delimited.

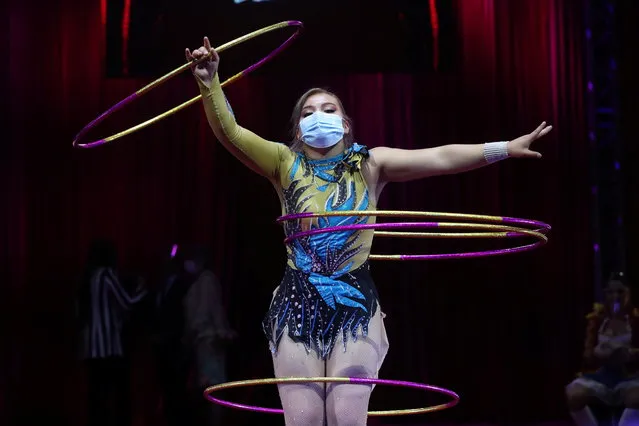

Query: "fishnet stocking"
left=271, top=308, right=388, bottom=426
left=272, top=331, right=326, bottom=426
left=325, top=308, right=389, bottom=426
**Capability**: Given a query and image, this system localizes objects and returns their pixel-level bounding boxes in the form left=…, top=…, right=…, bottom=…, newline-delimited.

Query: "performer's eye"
left=302, top=111, right=313, bottom=118
left=324, top=109, right=336, bottom=114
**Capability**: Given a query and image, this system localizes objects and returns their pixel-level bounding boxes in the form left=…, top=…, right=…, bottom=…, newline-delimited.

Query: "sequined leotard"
left=199, top=75, right=379, bottom=359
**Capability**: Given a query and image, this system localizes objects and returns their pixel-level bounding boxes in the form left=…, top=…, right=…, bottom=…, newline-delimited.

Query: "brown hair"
left=289, top=88, right=354, bottom=152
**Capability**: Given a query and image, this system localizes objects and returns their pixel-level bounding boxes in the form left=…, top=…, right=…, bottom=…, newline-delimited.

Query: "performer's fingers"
left=210, top=48, right=219, bottom=63
left=204, top=36, right=212, bottom=52
left=192, top=48, right=204, bottom=59
left=532, top=121, right=546, bottom=136
left=539, top=125, right=553, bottom=137
left=185, top=48, right=193, bottom=62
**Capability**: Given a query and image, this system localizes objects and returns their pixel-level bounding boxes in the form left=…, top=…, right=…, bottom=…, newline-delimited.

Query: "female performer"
left=185, top=37, right=552, bottom=426
left=566, top=275, right=639, bottom=426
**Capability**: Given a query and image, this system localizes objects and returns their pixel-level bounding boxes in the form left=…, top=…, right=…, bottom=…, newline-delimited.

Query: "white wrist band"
left=483, top=141, right=509, bottom=164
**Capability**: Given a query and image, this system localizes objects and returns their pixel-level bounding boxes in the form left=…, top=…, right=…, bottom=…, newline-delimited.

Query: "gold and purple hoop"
left=278, top=210, right=551, bottom=260
left=72, top=21, right=303, bottom=148
left=204, top=376, right=459, bottom=416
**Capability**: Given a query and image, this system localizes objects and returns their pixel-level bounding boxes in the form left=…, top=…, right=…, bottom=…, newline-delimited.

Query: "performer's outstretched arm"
left=370, top=122, right=552, bottom=184
left=187, top=37, right=290, bottom=180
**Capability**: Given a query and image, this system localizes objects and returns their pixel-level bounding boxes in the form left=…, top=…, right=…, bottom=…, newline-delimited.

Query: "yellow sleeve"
left=198, top=74, right=292, bottom=180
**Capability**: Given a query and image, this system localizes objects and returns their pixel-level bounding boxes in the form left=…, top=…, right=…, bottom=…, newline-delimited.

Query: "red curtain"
left=7, top=0, right=590, bottom=424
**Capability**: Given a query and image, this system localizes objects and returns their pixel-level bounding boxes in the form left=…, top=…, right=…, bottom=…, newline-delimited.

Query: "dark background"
left=619, top=1, right=639, bottom=298
left=5, top=0, right=638, bottom=425
left=105, top=0, right=457, bottom=76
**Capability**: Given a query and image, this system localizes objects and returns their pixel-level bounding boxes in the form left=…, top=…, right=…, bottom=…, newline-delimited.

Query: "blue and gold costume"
left=199, top=75, right=379, bottom=359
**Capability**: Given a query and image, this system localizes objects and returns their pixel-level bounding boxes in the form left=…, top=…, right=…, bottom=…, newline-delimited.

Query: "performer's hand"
left=507, top=121, right=553, bottom=159
left=185, top=37, right=219, bottom=88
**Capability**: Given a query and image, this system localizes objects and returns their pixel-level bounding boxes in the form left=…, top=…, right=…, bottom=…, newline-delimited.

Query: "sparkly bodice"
left=264, top=144, right=380, bottom=359
left=277, top=143, right=376, bottom=275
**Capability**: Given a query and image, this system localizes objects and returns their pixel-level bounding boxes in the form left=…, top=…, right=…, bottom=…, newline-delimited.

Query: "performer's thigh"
left=325, top=308, right=389, bottom=426
left=272, top=333, right=326, bottom=426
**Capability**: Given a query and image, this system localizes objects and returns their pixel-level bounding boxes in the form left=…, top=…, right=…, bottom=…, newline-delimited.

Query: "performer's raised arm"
left=186, top=37, right=291, bottom=180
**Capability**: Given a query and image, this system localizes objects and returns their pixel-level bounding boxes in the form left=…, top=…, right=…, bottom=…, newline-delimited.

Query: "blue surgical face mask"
left=299, top=111, right=345, bottom=149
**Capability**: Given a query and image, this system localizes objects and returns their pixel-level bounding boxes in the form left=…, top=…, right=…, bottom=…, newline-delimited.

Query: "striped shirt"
left=79, top=267, right=147, bottom=359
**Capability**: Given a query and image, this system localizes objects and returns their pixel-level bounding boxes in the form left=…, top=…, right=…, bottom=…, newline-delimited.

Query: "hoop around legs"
left=204, top=376, right=459, bottom=416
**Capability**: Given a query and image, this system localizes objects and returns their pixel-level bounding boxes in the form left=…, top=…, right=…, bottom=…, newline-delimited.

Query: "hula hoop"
left=278, top=210, right=551, bottom=260
left=204, top=376, right=459, bottom=416
left=73, top=21, right=303, bottom=148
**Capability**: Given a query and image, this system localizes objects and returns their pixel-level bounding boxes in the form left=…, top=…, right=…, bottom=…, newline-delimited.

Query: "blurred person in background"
left=76, top=239, right=148, bottom=426
left=153, top=244, right=236, bottom=425
left=566, top=273, right=639, bottom=426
